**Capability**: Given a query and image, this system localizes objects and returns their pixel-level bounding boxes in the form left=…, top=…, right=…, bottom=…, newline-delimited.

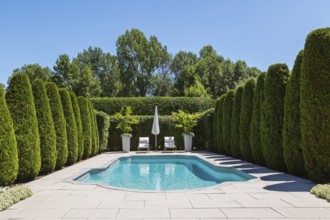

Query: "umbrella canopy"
left=152, top=106, right=160, bottom=148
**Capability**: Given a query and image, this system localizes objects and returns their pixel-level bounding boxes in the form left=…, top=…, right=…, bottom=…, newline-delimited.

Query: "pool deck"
left=1, top=151, right=330, bottom=220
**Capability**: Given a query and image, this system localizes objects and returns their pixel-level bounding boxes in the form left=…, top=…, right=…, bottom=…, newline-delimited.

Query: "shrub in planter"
left=250, top=72, right=266, bottom=166
left=301, top=28, right=330, bottom=183
left=45, top=82, right=67, bottom=169
left=0, top=86, right=18, bottom=186
left=240, top=78, right=255, bottom=162
left=222, top=89, right=235, bottom=156
left=260, top=64, right=289, bottom=171
left=231, top=85, right=244, bottom=159
left=70, top=92, right=84, bottom=161
left=32, top=79, right=56, bottom=174
left=6, top=73, right=41, bottom=181
left=216, top=95, right=226, bottom=154
left=78, top=97, right=92, bottom=158
left=59, top=89, right=78, bottom=165
left=283, top=50, right=307, bottom=178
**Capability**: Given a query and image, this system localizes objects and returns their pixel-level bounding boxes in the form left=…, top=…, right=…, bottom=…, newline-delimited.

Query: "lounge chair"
left=137, top=137, right=149, bottom=151
left=164, top=136, right=176, bottom=151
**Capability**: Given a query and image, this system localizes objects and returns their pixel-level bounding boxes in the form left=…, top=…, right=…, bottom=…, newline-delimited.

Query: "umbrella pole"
left=155, top=135, right=157, bottom=151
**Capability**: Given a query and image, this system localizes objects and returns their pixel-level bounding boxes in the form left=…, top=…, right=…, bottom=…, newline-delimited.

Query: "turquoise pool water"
left=75, top=155, right=254, bottom=191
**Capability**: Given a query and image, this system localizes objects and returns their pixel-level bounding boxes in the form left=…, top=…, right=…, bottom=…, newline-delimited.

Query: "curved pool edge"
left=67, top=152, right=260, bottom=193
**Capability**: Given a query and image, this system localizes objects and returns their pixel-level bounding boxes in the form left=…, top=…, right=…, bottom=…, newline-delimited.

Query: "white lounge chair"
left=137, top=137, right=149, bottom=151
left=164, top=136, right=176, bottom=151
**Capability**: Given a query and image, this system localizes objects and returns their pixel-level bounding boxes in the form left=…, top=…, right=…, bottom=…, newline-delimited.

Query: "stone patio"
left=1, top=151, right=330, bottom=220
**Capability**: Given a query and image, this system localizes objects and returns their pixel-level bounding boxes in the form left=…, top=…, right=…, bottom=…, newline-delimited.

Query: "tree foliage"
left=70, top=92, right=84, bottom=161
left=261, top=64, right=289, bottom=171
left=6, top=73, right=41, bottom=181
left=231, top=85, right=244, bottom=159
left=32, top=79, right=57, bottom=174
left=222, top=89, right=235, bottom=156
left=216, top=95, right=226, bottom=154
left=78, top=96, right=92, bottom=159
left=300, top=28, right=330, bottom=183
left=0, top=86, right=18, bottom=185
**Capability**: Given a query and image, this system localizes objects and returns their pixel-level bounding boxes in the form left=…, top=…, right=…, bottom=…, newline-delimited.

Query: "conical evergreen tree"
left=6, top=73, right=41, bottom=181
left=70, top=92, right=84, bottom=161
left=45, top=82, right=67, bottom=169
left=78, top=97, right=92, bottom=159
left=222, top=89, right=235, bottom=156
left=231, top=85, right=244, bottom=159
left=59, top=89, right=78, bottom=165
left=216, top=95, right=226, bottom=154
left=32, top=79, right=57, bottom=174
left=0, top=86, right=18, bottom=185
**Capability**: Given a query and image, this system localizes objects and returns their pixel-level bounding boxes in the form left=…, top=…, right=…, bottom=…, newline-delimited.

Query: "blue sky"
left=1, top=0, right=329, bottom=86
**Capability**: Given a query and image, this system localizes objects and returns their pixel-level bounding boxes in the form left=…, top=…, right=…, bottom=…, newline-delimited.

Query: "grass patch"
left=311, top=184, right=330, bottom=201
left=0, top=185, right=32, bottom=211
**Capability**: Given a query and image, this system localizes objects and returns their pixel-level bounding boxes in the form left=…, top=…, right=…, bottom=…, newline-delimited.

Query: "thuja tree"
left=240, top=78, right=255, bottom=162
left=70, top=92, right=84, bottom=161
left=6, top=73, right=41, bottom=181
left=222, top=89, right=235, bottom=156
left=59, top=88, right=78, bottom=165
left=0, top=85, right=18, bottom=185
left=45, top=82, right=67, bottom=169
left=32, top=79, right=57, bottom=174
left=216, top=95, right=226, bottom=154
left=300, top=28, right=330, bottom=183
left=88, top=101, right=97, bottom=156
left=213, top=99, right=219, bottom=151
left=283, top=50, right=307, bottom=178
left=260, top=64, right=289, bottom=171
left=78, top=96, right=92, bottom=159
left=231, top=85, right=244, bottom=159
left=250, top=72, right=266, bottom=165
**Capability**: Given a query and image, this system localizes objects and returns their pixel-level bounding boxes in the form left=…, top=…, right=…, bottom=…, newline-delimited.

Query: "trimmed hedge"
left=301, top=28, right=330, bottom=183
left=311, top=184, right=330, bottom=201
left=88, top=101, right=98, bottom=156
left=6, top=73, right=41, bottom=181
left=222, top=89, right=235, bottom=156
left=231, top=85, right=244, bottom=159
left=59, top=89, right=78, bottom=165
left=261, top=64, right=289, bottom=171
left=78, top=97, right=92, bottom=159
left=90, top=97, right=214, bottom=115
left=32, top=79, right=57, bottom=174
left=213, top=99, right=219, bottom=150
left=0, top=86, right=18, bottom=186
left=45, top=82, right=67, bottom=169
left=70, top=92, right=84, bottom=161
left=283, top=50, right=307, bottom=177
left=194, top=109, right=214, bottom=151
left=216, top=95, right=226, bottom=154
left=240, top=78, right=255, bottom=162
left=96, top=111, right=110, bottom=152
left=250, top=72, right=266, bottom=166
left=0, top=185, right=32, bottom=211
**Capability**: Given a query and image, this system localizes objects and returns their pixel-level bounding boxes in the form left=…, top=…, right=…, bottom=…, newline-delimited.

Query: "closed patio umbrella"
left=151, top=106, right=160, bottom=150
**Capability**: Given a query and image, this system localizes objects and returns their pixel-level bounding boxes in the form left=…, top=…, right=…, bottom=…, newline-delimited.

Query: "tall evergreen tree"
left=222, top=89, right=235, bottom=156
left=70, top=92, right=84, bottom=161
left=231, top=85, right=244, bottom=159
left=0, top=86, right=18, bottom=185
left=33, top=79, right=57, bottom=174
left=6, top=73, right=41, bottom=181
left=78, top=97, right=92, bottom=159
left=217, top=95, right=226, bottom=154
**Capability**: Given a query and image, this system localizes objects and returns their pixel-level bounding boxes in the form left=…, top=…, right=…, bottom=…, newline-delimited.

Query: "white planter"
left=122, top=135, right=131, bottom=153
left=183, top=134, right=193, bottom=152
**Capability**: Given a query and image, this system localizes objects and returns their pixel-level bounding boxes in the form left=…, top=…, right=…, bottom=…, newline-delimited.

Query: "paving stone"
left=221, top=208, right=284, bottom=218
left=170, top=208, right=226, bottom=218
left=117, top=208, right=170, bottom=218
left=249, top=192, right=301, bottom=200
left=98, top=200, right=144, bottom=208
left=191, top=199, right=241, bottom=208
left=125, top=193, right=166, bottom=201
left=282, top=198, right=330, bottom=207
left=145, top=200, right=191, bottom=208
left=236, top=199, right=293, bottom=207
left=63, top=208, right=119, bottom=219
left=11, top=208, right=71, bottom=219
left=207, top=193, right=255, bottom=201
left=274, top=207, right=330, bottom=218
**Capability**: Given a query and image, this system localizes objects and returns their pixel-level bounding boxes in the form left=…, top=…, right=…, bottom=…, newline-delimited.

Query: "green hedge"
left=0, top=185, right=32, bottom=211
left=216, top=95, right=226, bottom=154
left=6, top=73, right=41, bottom=181
left=70, top=92, right=84, bottom=161
left=0, top=86, right=18, bottom=186
left=194, top=109, right=214, bottom=151
left=283, top=50, right=307, bottom=178
left=261, top=64, right=289, bottom=172
left=96, top=111, right=110, bottom=151
left=59, top=89, right=78, bottom=165
left=78, top=97, right=92, bottom=159
left=301, top=28, right=330, bottom=183
left=46, top=82, right=67, bottom=169
left=222, top=89, right=235, bottom=156
left=231, top=85, right=244, bottom=159
left=213, top=99, right=219, bottom=150
left=90, top=97, right=214, bottom=115
left=88, top=102, right=98, bottom=156
left=32, top=79, right=57, bottom=174
left=240, top=78, right=255, bottom=162
left=250, top=72, right=266, bottom=166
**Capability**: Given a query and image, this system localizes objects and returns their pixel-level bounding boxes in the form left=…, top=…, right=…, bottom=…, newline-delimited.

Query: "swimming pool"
left=75, top=155, right=255, bottom=191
